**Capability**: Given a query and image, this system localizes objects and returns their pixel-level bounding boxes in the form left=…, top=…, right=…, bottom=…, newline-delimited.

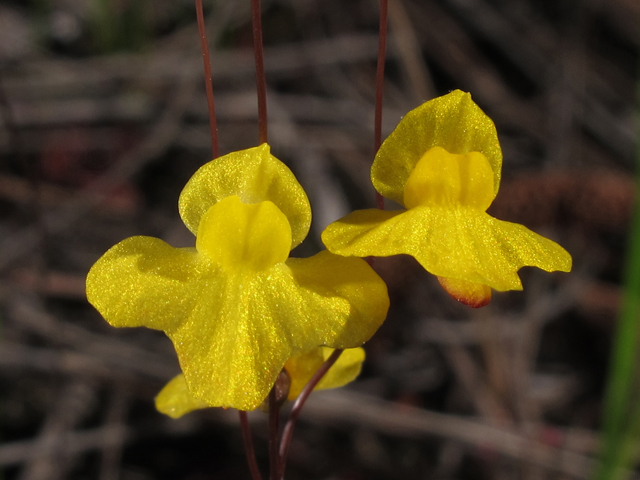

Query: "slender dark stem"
left=374, top=0, right=388, bottom=210
left=268, top=388, right=280, bottom=480
left=278, top=349, right=344, bottom=480
left=239, top=411, right=263, bottom=480
left=251, top=0, right=268, bottom=144
left=195, top=0, right=219, bottom=158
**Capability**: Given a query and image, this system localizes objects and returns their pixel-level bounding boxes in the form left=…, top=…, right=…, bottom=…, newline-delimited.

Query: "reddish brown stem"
left=239, top=411, right=263, bottom=480
left=277, top=349, right=344, bottom=479
left=195, top=0, right=219, bottom=158
left=374, top=0, right=388, bottom=210
left=268, top=388, right=280, bottom=480
left=251, top=0, right=268, bottom=144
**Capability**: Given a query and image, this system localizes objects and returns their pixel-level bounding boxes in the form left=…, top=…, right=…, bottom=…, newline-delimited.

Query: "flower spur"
left=86, top=144, right=389, bottom=411
left=322, top=90, right=572, bottom=307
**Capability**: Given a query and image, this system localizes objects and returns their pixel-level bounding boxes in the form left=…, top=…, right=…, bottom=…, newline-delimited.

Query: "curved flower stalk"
left=156, top=346, right=365, bottom=418
left=284, top=346, right=364, bottom=400
left=87, top=144, right=389, bottom=411
left=322, top=90, right=572, bottom=308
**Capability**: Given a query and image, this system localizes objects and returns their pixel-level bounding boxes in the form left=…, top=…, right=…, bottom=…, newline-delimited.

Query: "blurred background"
left=0, top=0, right=638, bottom=479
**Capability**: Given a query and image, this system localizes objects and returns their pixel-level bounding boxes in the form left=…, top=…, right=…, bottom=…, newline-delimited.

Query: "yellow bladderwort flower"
left=322, top=90, right=572, bottom=307
left=156, top=346, right=365, bottom=418
left=86, top=144, right=389, bottom=411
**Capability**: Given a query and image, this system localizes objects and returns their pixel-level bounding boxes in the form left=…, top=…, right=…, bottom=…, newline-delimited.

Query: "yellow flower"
left=284, top=346, right=364, bottom=401
left=155, top=346, right=365, bottom=418
left=86, top=144, right=389, bottom=411
left=321, top=91, right=571, bottom=307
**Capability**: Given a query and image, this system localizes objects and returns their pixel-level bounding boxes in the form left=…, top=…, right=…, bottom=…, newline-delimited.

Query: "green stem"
left=616, top=396, right=640, bottom=475
left=594, top=39, right=640, bottom=480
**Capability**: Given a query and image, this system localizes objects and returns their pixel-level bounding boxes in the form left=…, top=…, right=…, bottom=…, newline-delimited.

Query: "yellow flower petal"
left=168, top=249, right=386, bottom=411
left=403, top=147, right=495, bottom=211
left=284, top=347, right=365, bottom=400
left=165, top=265, right=295, bottom=411
left=155, top=347, right=366, bottom=418
left=196, top=196, right=291, bottom=271
left=86, top=236, right=202, bottom=331
left=89, top=144, right=391, bottom=411
left=322, top=208, right=410, bottom=258
left=322, top=207, right=571, bottom=292
left=437, top=276, right=492, bottom=308
left=287, top=250, right=390, bottom=346
left=155, top=374, right=210, bottom=419
left=89, top=198, right=388, bottom=411
left=372, top=90, right=502, bottom=206
left=178, top=144, right=311, bottom=249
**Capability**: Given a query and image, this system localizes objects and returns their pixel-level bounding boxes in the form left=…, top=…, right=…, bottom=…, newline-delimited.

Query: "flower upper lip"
left=178, top=143, right=312, bottom=250
left=371, top=90, right=503, bottom=206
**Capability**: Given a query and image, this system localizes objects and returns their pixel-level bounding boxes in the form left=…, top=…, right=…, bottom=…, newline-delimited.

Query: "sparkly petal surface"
left=88, top=200, right=388, bottom=411
left=372, top=90, right=502, bottom=205
left=284, top=347, right=365, bottom=400
left=322, top=207, right=571, bottom=291
left=196, top=196, right=291, bottom=271
left=155, top=374, right=209, bottom=419
left=169, top=249, right=386, bottom=411
left=287, top=250, right=389, bottom=346
left=89, top=144, right=391, bottom=411
left=179, top=144, right=311, bottom=249
left=403, top=147, right=495, bottom=210
left=86, top=236, right=202, bottom=331
left=154, top=347, right=366, bottom=418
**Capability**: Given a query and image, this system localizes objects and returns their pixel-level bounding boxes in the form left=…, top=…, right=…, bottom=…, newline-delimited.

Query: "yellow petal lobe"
left=287, top=251, right=390, bottom=347
left=155, top=374, right=210, bottom=419
left=196, top=195, right=291, bottom=271
left=437, top=276, right=492, bottom=308
left=284, top=347, right=365, bottom=401
left=403, top=147, right=495, bottom=210
left=169, top=250, right=387, bottom=411
left=322, top=209, right=405, bottom=254
left=322, top=208, right=571, bottom=292
left=179, top=144, right=311, bottom=249
left=155, top=348, right=366, bottom=418
left=372, top=90, right=502, bottom=205
left=86, top=236, right=202, bottom=331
